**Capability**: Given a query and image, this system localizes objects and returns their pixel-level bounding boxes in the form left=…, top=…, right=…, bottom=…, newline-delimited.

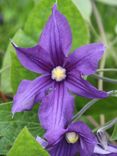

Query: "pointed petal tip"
left=100, top=91, right=108, bottom=98
left=100, top=42, right=106, bottom=51
left=10, top=40, right=18, bottom=48
left=91, top=42, right=106, bottom=51
left=52, top=3, right=57, bottom=12
left=94, top=90, right=108, bottom=99
left=11, top=112, right=15, bottom=119
left=94, top=42, right=106, bottom=51
left=11, top=107, right=17, bottom=116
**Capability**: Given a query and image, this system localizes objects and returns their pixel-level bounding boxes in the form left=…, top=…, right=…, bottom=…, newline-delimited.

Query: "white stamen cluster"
left=51, top=66, right=66, bottom=82
left=65, top=132, right=79, bottom=144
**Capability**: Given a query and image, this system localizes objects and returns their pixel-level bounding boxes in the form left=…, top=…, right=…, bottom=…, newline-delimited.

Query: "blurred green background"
left=0, top=0, right=117, bottom=155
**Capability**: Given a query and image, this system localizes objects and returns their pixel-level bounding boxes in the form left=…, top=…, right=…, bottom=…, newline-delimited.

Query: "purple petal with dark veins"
left=12, top=42, right=53, bottom=74
left=12, top=75, right=53, bottom=114
left=39, top=4, right=72, bottom=65
left=65, top=43, right=105, bottom=75
left=66, top=71, right=108, bottom=98
left=39, top=83, right=74, bottom=131
left=68, top=121, right=97, bottom=156
left=48, top=137, right=79, bottom=156
left=44, top=122, right=97, bottom=156
left=44, top=128, right=67, bottom=146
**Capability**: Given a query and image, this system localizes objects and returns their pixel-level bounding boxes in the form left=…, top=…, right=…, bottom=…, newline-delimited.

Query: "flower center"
left=51, top=66, right=66, bottom=82
left=65, top=132, right=79, bottom=144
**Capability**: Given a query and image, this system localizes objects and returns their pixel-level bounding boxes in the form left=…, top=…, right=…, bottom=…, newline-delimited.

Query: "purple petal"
left=12, top=42, right=53, bottom=74
left=44, top=128, right=67, bottom=146
left=65, top=43, right=105, bottom=75
left=12, top=75, right=52, bottom=114
left=108, top=145, right=117, bottom=153
left=48, top=138, right=79, bottom=156
left=66, top=72, right=108, bottom=98
left=94, top=144, right=117, bottom=155
left=39, top=83, right=74, bottom=130
left=39, top=4, right=72, bottom=65
left=36, top=136, right=48, bottom=148
left=94, top=145, right=111, bottom=155
left=92, top=154, right=117, bottom=156
left=68, top=121, right=97, bottom=156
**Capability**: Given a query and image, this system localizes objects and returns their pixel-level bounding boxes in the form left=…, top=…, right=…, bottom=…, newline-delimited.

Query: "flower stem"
left=72, top=99, right=98, bottom=122
left=92, top=1, right=108, bottom=90
left=97, top=118, right=117, bottom=133
left=89, top=21, right=101, bottom=40
left=96, top=118, right=117, bottom=150
left=72, top=90, right=117, bottom=122
left=92, top=74, right=117, bottom=84
left=97, top=68, right=117, bottom=72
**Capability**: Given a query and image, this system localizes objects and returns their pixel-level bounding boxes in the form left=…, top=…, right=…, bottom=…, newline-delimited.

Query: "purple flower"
left=37, top=121, right=97, bottom=156
left=92, top=144, right=117, bottom=156
left=93, top=154, right=117, bottom=156
left=93, top=120, right=117, bottom=156
left=92, top=154, right=117, bottom=156
left=12, top=4, right=107, bottom=130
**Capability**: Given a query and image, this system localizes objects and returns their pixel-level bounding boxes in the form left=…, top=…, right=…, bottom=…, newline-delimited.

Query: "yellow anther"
left=65, top=132, right=79, bottom=144
left=51, top=66, right=66, bottom=82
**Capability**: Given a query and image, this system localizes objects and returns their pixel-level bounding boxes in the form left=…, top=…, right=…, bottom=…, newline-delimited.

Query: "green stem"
left=97, top=68, right=117, bottom=72
left=93, top=74, right=117, bottom=84
left=92, top=1, right=108, bottom=90
left=111, top=36, right=117, bottom=47
left=96, top=118, right=117, bottom=149
left=72, top=90, right=117, bottom=122
left=97, top=118, right=117, bottom=133
left=72, top=99, right=99, bottom=122
left=89, top=21, right=101, bottom=40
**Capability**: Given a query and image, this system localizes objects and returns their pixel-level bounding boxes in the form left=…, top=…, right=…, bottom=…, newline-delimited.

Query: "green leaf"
left=96, top=0, right=117, bottom=6
left=7, top=127, right=49, bottom=156
left=24, top=0, right=89, bottom=49
left=1, top=29, right=38, bottom=93
left=0, top=102, right=43, bottom=155
left=111, top=124, right=117, bottom=141
left=10, top=29, right=38, bottom=93
left=72, top=0, right=92, bottom=22
left=1, top=47, right=13, bottom=93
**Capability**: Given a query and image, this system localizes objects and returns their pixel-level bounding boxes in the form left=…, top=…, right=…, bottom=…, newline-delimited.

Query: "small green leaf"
left=7, top=127, right=49, bottom=156
left=1, top=47, right=13, bottom=93
left=24, top=0, right=89, bottom=49
left=0, top=102, right=43, bottom=155
left=1, top=29, right=37, bottom=93
left=10, top=29, right=38, bottom=93
left=111, top=124, right=117, bottom=141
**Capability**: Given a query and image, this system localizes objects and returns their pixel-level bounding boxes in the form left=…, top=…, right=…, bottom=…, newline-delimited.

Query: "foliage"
left=7, top=127, right=49, bottom=156
left=0, top=0, right=117, bottom=155
left=0, top=102, right=43, bottom=155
